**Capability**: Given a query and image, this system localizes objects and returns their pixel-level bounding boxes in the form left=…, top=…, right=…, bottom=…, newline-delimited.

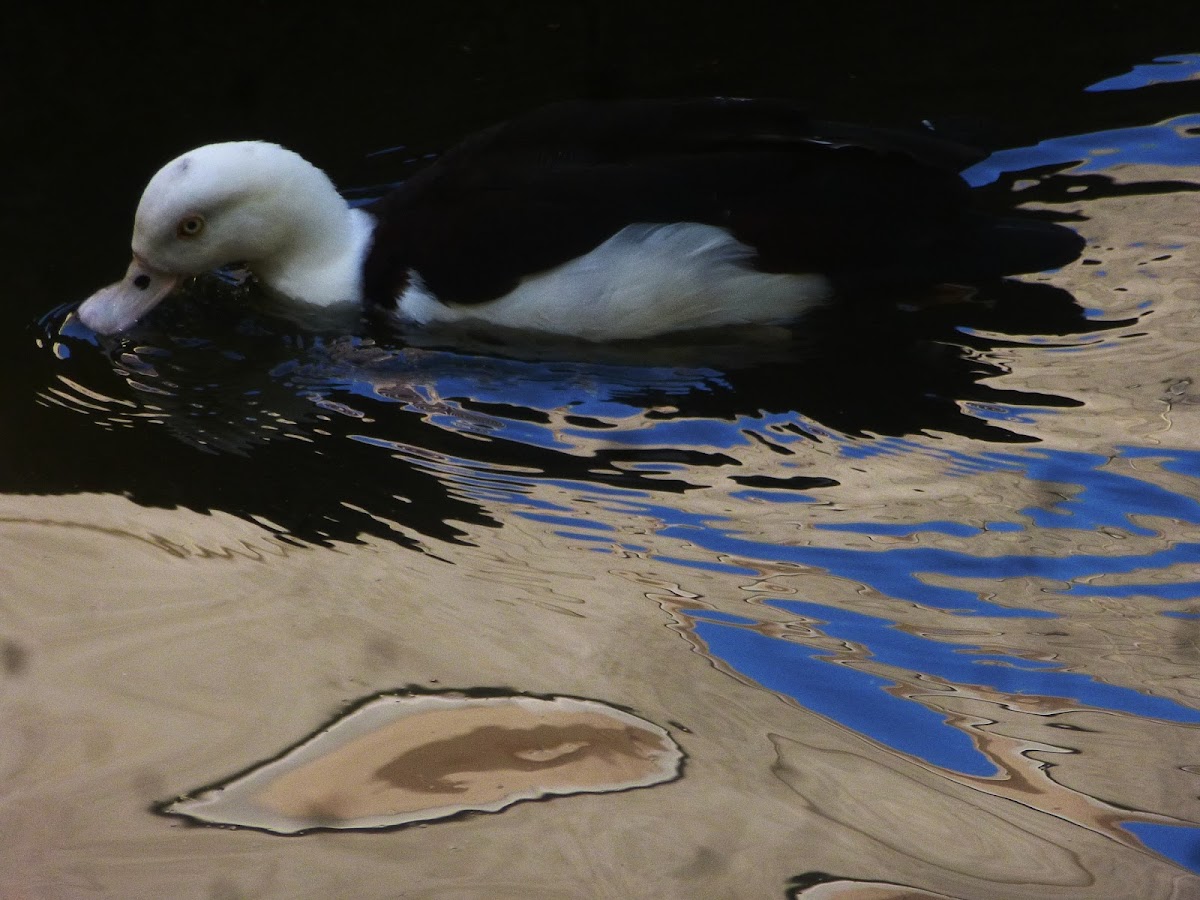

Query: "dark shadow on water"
left=977, top=163, right=1200, bottom=217
left=20, top=160, right=1196, bottom=552
left=7, top=266, right=1131, bottom=553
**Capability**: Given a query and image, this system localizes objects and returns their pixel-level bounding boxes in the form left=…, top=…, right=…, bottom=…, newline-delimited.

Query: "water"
left=3, top=19, right=1200, bottom=900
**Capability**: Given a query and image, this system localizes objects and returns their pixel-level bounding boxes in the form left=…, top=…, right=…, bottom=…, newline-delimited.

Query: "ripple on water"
left=21, top=70, right=1200, bottom=888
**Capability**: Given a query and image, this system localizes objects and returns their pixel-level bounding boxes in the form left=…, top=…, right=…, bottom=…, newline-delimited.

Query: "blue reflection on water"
left=1071, top=582, right=1200, bottom=600
left=689, top=588, right=1200, bottom=776
left=406, top=355, right=727, bottom=415
left=661, top=520, right=1200, bottom=609
left=688, top=609, right=997, bottom=775
left=765, top=600, right=1200, bottom=725
left=1085, top=54, right=1200, bottom=92
left=574, top=443, right=1200, bottom=619
left=323, top=349, right=729, bottom=450
left=995, top=449, right=1200, bottom=536
left=1122, top=822, right=1200, bottom=872
left=655, top=437, right=1200, bottom=870
left=964, top=113, right=1200, bottom=186
left=1121, top=445, right=1200, bottom=478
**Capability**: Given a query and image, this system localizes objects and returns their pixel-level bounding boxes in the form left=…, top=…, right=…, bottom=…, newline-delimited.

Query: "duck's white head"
left=78, top=141, right=373, bottom=334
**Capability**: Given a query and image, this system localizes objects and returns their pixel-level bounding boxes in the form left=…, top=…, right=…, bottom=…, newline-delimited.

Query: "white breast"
left=395, top=222, right=832, bottom=341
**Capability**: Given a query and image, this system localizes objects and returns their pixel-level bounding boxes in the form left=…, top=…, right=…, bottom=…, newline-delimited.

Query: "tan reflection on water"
left=166, top=693, right=682, bottom=833
left=791, top=878, right=962, bottom=899
left=4, top=164, right=1200, bottom=897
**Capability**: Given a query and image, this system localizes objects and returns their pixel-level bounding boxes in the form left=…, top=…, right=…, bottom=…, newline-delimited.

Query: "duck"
left=77, top=98, right=1084, bottom=341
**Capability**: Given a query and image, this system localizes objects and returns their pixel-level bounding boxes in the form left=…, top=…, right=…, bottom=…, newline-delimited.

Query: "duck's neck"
left=249, top=168, right=376, bottom=309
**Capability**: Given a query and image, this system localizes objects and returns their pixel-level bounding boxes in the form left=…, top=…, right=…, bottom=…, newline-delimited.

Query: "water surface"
left=3, top=30, right=1200, bottom=900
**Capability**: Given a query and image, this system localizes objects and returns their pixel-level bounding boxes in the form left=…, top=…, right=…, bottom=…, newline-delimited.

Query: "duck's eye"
left=176, top=215, right=205, bottom=238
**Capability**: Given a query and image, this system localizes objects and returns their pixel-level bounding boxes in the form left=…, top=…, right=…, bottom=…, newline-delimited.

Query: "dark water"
left=4, top=7, right=1200, bottom=898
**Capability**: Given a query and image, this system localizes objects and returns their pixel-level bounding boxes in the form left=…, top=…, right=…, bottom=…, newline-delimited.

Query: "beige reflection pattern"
left=3, top=161, right=1200, bottom=898
left=789, top=876, right=963, bottom=899
left=164, top=693, right=682, bottom=833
